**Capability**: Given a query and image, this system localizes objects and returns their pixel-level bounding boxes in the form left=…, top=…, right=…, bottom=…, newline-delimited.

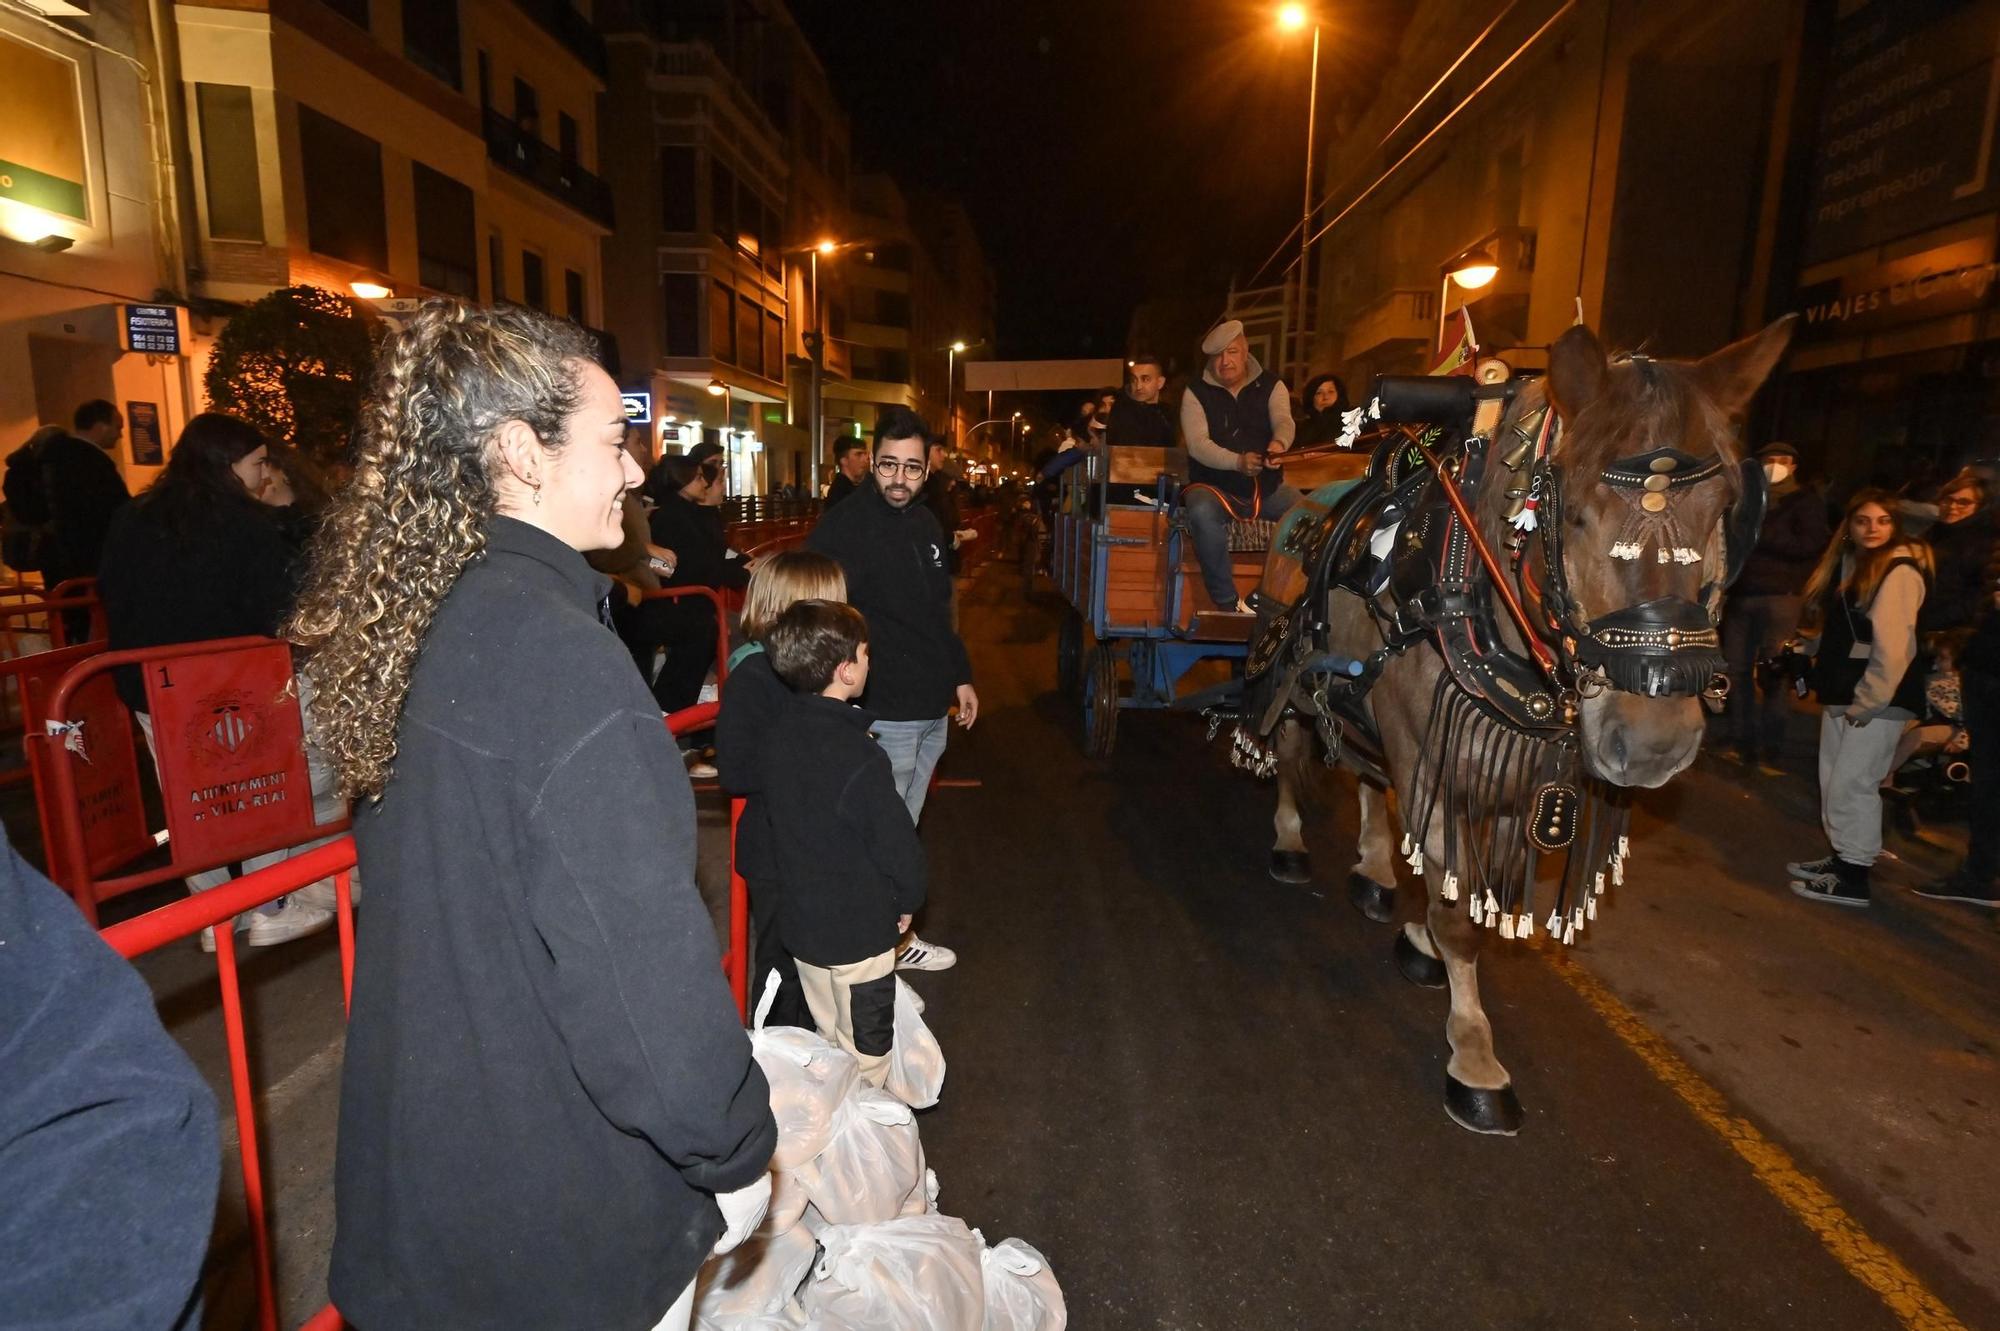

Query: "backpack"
left=2, top=442, right=53, bottom=574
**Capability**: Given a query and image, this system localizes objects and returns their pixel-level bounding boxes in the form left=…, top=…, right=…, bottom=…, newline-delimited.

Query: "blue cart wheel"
left=1082, top=644, right=1119, bottom=758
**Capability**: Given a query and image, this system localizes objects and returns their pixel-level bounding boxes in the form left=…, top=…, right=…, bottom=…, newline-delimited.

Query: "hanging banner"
left=19, top=645, right=151, bottom=886
left=144, top=643, right=313, bottom=873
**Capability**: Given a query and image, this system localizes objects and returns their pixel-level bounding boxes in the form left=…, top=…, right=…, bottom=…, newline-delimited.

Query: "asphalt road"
left=38, top=559, right=2000, bottom=1329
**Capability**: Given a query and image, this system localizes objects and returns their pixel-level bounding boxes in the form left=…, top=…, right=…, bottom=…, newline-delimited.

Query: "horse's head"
left=1528, top=316, right=1794, bottom=787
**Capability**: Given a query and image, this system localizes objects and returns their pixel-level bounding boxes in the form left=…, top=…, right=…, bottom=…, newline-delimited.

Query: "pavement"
left=21, top=560, right=1999, bottom=1329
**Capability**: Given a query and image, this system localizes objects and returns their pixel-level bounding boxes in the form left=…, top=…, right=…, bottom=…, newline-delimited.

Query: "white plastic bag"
left=883, top=977, right=945, bottom=1110
left=693, top=1221, right=818, bottom=1326
left=757, top=1165, right=812, bottom=1238
left=802, top=1214, right=985, bottom=1331
left=751, top=972, right=860, bottom=1170
left=897, top=1168, right=940, bottom=1218
left=980, top=1237, right=1068, bottom=1331
left=797, top=1086, right=927, bottom=1226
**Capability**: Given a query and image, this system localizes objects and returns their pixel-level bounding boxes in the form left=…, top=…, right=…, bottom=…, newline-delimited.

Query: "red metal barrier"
left=637, top=585, right=733, bottom=688
left=39, top=637, right=348, bottom=925
left=102, top=836, right=359, bottom=1331
left=667, top=699, right=748, bottom=1017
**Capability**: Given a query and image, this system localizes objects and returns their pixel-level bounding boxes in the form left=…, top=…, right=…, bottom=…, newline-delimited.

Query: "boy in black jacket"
left=764, top=600, right=927, bottom=1085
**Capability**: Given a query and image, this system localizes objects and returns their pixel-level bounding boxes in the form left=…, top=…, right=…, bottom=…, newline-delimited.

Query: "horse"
left=1229, top=317, right=1795, bottom=1135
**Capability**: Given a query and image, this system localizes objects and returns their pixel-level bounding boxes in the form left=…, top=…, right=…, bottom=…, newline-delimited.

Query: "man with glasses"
left=807, top=406, right=975, bottom=972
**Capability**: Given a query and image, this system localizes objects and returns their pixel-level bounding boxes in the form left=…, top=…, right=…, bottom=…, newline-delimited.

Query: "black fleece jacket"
left=764, top=692, right=927, bottom=966
left=805, top=480, right=972, bottom=721
left=1736, top=485, right=1830, bottom=598
left=329, top=518, right=774, bottom=1331
left=716, top=646, right=786, bottom=884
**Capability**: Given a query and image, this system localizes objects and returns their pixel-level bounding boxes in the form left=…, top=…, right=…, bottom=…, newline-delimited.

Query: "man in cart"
left=1179, top=320, right=1300, bottom=613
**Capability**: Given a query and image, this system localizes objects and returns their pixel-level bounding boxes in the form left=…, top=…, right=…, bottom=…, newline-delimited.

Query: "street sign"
left=120, top=304, right=183, bottom=355
left=621, top=390, right=652, bottom=424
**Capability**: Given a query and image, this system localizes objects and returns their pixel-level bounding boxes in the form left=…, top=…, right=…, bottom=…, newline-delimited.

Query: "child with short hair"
left=716, top=550, right=848, bottom=1030
left=763, top=600, right=926, bottom=1084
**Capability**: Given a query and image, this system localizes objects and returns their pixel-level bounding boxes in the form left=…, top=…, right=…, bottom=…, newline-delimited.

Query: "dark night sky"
left=792, top=1, right=1402, bottom=361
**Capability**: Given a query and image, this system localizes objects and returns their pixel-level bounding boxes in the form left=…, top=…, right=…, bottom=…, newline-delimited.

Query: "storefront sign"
left=0, top=33, right=88, bottom=222
left=145, top=644, right=313, bottom=872
left=1803, top=0, right=2000, bottom=265
left=121, top=304, right=183, bottom=355
left=126, top=401, right=164, bottom=466
left=1797, top=233, right=2000, bottom=340
left=620, top=390, right=653, bottom=424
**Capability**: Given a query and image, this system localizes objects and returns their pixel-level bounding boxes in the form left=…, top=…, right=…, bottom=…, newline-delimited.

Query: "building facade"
left=1309, top=0, right=2000, bottom=491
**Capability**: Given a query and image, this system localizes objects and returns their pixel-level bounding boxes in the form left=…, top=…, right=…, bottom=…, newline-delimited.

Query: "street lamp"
left=706, top=377, right=731, bottom=436
left=1275, top=5, right=1322, bottom=390
left=1437, top=245, right=1499, bottom=354
left=349, top=278, right=393, bottom=300
left=944, top=340, right=974, bottom=448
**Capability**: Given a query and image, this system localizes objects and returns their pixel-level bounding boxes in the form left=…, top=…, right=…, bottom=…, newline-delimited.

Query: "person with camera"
left=1722, top=443, right=1828, bottom=771
left=1914, top=540, right=2000, bottom=908
left=1785, top=491, right=1933, bottom=908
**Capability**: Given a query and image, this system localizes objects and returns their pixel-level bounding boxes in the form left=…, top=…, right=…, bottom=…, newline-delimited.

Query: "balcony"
left=508, top=0, right=607, bottom=80
left=653, top=43, right=781, bottom=144
left=1342, top=287, right=1439, bottom=361
left=484, top=108, right=615, bottom=229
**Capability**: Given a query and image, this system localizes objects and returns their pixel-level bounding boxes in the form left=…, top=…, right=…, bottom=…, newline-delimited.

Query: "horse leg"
left=1429, top=892, right=1524, bottom=1136
left=1269, top=718, right=1313, bottom=884
left=1347, top=779, right=1399, bottom=923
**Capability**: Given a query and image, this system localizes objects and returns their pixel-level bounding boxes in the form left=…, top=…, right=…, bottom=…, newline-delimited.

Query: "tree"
left=204, top=285, right=381, bottom=469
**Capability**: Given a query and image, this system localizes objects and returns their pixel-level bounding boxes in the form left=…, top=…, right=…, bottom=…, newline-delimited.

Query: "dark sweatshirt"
left=329, top=518, right=775, bottom=1331
left=1735, top=484, right=1830, bottom=599
left=40, top=432, right=130, bottom=587
left=648, top=491, right=750, bottom=594
left=0, top=824, right=219, bottom=1331
left=715, top=646, right=786, bottom=883
left=764, top=691, right=926, bottom=966
left=97, top=494, right=299, bottom=712
left=805, top=480, right=972, bottom=721
left=1105, top=394, right=1176, bottom=448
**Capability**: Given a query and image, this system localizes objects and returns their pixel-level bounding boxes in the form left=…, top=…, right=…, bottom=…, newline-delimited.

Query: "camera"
left=1757, top=642, right=1813, bottom=699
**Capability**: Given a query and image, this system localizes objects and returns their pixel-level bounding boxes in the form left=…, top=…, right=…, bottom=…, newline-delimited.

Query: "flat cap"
left=1201, top=319, right=1245, bottom=357
left=1756, top=441, right=1799, bottom=462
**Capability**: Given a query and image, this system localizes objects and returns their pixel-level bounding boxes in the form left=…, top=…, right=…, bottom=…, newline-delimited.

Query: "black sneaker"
left=1791, top=859, right=1870, bottom=908
left=1912, top=875, right=2000, bottom=908
left=1785, top=852, right=1838, bottom=879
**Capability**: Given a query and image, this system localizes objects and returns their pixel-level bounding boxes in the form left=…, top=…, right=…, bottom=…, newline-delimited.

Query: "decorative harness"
left=1231, top=366, right=1767, bottom=944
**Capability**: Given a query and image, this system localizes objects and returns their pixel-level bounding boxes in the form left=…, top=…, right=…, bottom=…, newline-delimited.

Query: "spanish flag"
left=1432, top=304, right=1478, bottom=377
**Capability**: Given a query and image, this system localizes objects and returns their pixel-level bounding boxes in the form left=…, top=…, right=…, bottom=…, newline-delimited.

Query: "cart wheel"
left=1057, top=611, right=1084, bottom=700
left=1082, top=645, right=1119, bottom=758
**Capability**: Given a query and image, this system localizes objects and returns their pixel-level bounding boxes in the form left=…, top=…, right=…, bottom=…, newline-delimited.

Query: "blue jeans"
left=1184, top=483, right=1302, bottom=608
left=873, top=716, right=950, bottom=823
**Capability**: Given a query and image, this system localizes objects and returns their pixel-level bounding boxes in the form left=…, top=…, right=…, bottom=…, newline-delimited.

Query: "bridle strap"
left=1407, top=434, right=1561, bottom=683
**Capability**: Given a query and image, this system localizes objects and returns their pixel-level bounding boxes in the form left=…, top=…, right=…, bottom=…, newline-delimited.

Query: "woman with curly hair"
left=291, top=300, right=774, bottom=1331
left=1785, top=489, right=1933, bottom=909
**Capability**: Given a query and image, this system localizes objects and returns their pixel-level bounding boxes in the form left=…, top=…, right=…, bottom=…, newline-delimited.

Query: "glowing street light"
left=1277, top=2, right=1309, bottom=31
left=1448, top=246, right=1500, bottom=290
left=816, top=238, right=837, bottom=256
left=349, top=279, right=393, bottom=300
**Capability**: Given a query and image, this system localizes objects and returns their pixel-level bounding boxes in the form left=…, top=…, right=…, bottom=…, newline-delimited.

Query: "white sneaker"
left=685, top=754, right=718, bottom=779
left=896, top=933, right=957, bottom=972
left=245, top=898, right=336, bottom=948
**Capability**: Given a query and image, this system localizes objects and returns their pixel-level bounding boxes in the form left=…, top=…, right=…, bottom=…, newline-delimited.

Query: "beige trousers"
left=795, top=948, right=898, bottom=1087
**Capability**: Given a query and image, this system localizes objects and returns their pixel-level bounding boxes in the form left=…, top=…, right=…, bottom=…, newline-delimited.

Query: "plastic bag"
left=693, top=1221, right=818, bottom=1326
left=797, top=1085, right=927, bottom=1225
left=898, top=1168, right=940, bottom=1218
left=802, top=1214, right=985, bottom=1331
left=751, top=972, right=860, bottom=1170
left=757, top=1165, right=812, bottom=1238
left=980, top=1237, right=1068, bottom=1331
left=883, top=977, right=946, bottom=1110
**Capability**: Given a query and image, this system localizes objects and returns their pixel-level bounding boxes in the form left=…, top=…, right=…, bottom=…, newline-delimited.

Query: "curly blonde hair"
left=288, top=299, right=598, bottom=799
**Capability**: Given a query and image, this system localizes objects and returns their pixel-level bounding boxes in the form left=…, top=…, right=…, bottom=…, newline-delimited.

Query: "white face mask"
left=1763, top=461, right=1793, bottom=485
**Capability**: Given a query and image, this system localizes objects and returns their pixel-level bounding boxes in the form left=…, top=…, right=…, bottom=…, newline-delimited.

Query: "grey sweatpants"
left=1816, top=708, right=1907, bottom=867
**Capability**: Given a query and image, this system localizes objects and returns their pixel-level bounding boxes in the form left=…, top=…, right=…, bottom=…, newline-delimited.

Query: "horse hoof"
left=1444, top=1075, right=1524, bottom=1136
left=1348, top=872, right=1396, bottom=923
left=1269, top=849, right=1312, bottom=884
left=1393, top=930, right=1447, bottom=988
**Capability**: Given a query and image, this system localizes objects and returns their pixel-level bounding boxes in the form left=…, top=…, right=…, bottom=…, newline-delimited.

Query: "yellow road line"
left=1544, top=949, right=1968, bottom=1331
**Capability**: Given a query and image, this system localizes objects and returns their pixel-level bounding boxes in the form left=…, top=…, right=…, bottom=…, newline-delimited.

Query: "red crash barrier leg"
left=214, top=923, right=281, bottom=1331
left=336, top=867, right=356, bottom=1016
left=729, top=798, right=748, bottom=1019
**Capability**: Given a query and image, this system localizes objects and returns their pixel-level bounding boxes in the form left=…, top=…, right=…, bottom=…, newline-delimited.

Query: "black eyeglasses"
left=874, top=458, right=928, bottom=479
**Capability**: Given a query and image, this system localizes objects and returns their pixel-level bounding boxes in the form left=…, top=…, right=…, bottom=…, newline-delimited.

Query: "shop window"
left=404, top=1, right=461, bottom=88
left=522, top=250, right=546, bottom=310
left=414, top=162, right=476, bottom=297
left=565, top=269, right=585, bottom=322
left=298, top=105, right=385, bottom=270
left=709, top=281, right=735, bottom=364
left=737, top=296, right=762, bottom=377
left=195, top=83, right=264, bottom=242
left=660, top=146, right=697, bottom=231
left=663, top=274, right=701, bottom=355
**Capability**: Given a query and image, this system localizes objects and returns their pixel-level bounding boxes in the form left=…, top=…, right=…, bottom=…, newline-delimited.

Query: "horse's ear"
left=1694, top=315, right=1796, bottom=423
left=1546, top=324, right=1607, bottom=423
